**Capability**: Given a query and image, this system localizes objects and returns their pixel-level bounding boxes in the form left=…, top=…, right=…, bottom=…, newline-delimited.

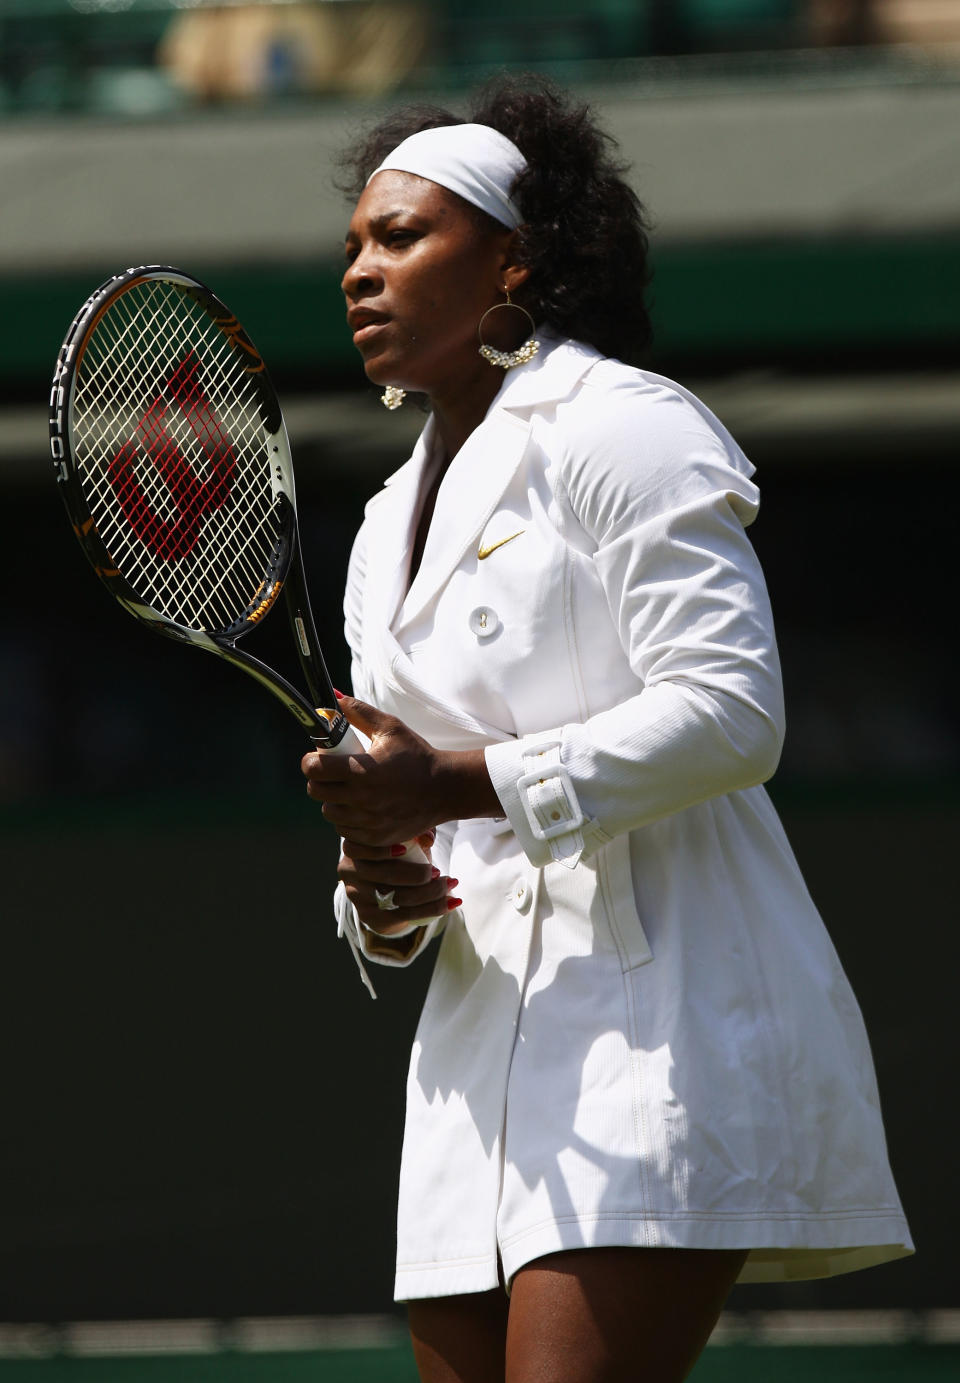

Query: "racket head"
left=49, top=266, right=341, bottom=739
left=50, top=265, right=294, bottom=640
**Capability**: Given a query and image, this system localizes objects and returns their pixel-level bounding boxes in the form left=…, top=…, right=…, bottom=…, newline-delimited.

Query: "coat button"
left=512, top=879, right=532, bottom=913
left=468, top=606, right=500, bottom=639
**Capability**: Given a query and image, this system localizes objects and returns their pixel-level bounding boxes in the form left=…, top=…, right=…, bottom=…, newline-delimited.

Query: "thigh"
left=408, top=1287, right=510, bottom=1383
left=505, top=1246, right=748, bottom=1383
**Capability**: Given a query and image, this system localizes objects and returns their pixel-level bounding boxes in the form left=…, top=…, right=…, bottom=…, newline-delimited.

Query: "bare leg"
left=505, top=1246, right=748, bottom=1383
left=408, top=1287, right=510, bottom=1383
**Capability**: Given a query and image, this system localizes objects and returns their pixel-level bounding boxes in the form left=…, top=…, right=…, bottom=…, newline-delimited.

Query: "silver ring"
left=374, top=888, right=399, bottom=911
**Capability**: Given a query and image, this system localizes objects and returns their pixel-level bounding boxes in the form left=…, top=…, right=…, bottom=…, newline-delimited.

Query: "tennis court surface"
left=2, top=1313, right=958, bottom=1382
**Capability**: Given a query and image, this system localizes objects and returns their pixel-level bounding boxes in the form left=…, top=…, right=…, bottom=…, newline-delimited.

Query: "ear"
left=499, top=230, right=531, bottom=295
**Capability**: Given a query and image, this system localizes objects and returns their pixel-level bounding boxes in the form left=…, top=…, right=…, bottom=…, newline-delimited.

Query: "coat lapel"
left=394, top=333, right=600, bottom=636
left=361, top=415, right=439, bottom=645
left=395, top=407, right=532, bottom=633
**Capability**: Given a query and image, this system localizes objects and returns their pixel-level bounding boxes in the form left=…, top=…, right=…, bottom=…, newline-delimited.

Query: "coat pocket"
left=597, top=833, right=654, bottom=973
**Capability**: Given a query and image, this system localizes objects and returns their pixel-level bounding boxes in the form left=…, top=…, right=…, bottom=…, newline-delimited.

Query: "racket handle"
left=320, top=720, right=431, bottom=870
left=325, top=722, right=366, bottom=758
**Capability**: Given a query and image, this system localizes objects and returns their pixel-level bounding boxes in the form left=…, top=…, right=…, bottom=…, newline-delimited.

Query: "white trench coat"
left=333, top=332, right=913, bottom=1301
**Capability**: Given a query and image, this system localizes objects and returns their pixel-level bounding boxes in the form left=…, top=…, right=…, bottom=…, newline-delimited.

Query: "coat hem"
left=395, top=1252, right=501, bottom=1303
left=497, top=1210, right=914, bottom=1286
left=393, top=1209, right=913, bottom=1300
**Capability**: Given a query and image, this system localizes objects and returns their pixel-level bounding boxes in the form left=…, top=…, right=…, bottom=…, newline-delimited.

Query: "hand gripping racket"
left=49, top=265, right=434, bottom=904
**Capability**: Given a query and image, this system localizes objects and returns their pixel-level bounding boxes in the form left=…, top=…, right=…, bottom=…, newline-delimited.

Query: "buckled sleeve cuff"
left=484, top=735, right=609, bottom=869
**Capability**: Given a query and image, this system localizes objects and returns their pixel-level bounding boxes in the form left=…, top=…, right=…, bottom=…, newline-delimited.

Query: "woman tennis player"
left=301, top=77, right=912, bottom=1383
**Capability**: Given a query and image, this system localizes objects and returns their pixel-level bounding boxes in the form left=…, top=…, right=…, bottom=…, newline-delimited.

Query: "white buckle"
left=522, top=738, right=563, bottom=763
left=517, top=763, right=586, bottom=842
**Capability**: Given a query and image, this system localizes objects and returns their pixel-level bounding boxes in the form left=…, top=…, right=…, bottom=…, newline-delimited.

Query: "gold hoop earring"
left=477, top=291, right=540, bottom=370
left=381, top=385, right=406, bottom=410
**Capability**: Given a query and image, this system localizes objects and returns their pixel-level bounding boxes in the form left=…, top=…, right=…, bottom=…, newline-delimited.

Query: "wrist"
left=357, top=919, right=422, bottom=959
left=432, top=747, right=502, bottom=823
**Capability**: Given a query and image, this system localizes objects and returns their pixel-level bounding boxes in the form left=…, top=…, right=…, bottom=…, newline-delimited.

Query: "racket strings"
left=72, top=280, right=283, bottom=633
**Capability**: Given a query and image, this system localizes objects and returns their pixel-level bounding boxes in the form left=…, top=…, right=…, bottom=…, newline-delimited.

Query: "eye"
left=387, top=228, right=419, bottom=249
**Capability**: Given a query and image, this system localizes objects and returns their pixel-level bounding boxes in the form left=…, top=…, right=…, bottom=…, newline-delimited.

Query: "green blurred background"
left=1, top=0, right=958, bottom=1375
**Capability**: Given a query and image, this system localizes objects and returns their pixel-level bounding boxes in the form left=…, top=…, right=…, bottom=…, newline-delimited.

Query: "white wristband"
left=359, top=918, right=421, bottom=940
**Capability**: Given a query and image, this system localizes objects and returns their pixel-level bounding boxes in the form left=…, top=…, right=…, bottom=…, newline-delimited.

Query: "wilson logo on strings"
left=108, top=354, right=237, bottom=562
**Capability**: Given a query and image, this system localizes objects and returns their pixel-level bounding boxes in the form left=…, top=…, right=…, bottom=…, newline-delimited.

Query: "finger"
left=340, top=838, right=422, bottom=864
left=395, top=876, right=458, bottom=910
left=306, top=783, right=361, bottom=809
left=322, top=808, right=407, bottom=847
left=338, top=857, right=438, bottom=889
left=309, top=782, right=358, bottom=807
left=336, top=692, right=400, bottom=742
left=301, top=749, right=354, bottom=782
left=353, top=873, right=460, bottom=916
left=354, top=891, right=462, bottom=932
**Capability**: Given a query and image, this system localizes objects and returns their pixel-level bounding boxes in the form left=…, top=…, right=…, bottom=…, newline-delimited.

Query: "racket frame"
left=49, top=265, right=349, bottom=748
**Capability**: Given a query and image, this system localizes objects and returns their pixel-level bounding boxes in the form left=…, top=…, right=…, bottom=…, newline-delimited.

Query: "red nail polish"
left=390, top=844, right=407, bottom=856
left=430, top=866, right=440, bottom=879
left=448, top=878, right=459, bottom=888
left=333, top=688, right=344, bottom=699
left=447, top=897, right=462, bottom=910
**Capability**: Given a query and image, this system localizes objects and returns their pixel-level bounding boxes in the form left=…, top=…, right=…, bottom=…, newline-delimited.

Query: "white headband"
left=368, top=123, right=526, bottom=230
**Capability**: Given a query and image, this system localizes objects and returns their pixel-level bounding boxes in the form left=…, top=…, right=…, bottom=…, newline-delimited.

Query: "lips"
left=347, top=307, right=391, bottom=345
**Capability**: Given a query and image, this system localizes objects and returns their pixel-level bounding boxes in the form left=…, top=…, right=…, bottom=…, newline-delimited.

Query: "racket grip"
left=320, top=721, right=431, bottom=870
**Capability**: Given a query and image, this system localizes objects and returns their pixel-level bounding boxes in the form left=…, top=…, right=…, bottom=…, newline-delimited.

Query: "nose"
left=341, top=247, right=381, bottom=298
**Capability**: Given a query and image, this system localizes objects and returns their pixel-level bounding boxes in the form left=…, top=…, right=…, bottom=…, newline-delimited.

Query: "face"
left=342, top=171, right=516, bottom=401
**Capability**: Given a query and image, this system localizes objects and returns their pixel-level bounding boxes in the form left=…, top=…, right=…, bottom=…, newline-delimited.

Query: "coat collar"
left=491, top=328, right=601, bottom=415
left=378, top=329, right=601, bottom=493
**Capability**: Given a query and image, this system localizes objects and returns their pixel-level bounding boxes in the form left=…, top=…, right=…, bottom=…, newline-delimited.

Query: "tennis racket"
left=49, top=265, right=436, bottom=914
left=49, top=264, right=356, bottom=752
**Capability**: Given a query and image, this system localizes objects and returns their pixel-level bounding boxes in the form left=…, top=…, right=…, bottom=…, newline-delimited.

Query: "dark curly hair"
left=337, top=75, right=652, bottom=362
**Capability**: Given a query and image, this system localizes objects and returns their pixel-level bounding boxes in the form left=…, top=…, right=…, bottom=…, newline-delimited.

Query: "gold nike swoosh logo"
left=477, top=529, right=525, bottom=561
